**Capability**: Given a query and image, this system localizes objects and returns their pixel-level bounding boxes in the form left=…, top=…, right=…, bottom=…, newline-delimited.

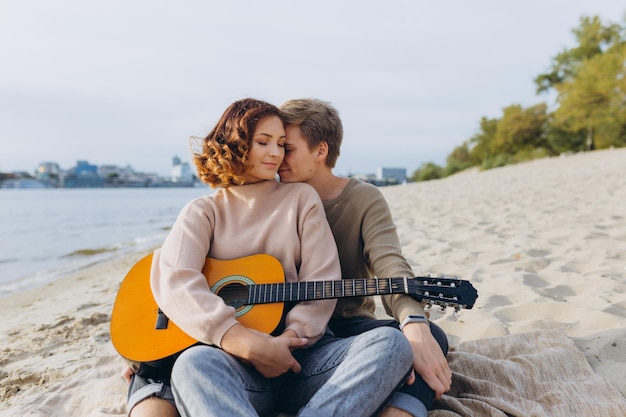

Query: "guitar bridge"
left=155, top=308, right=169, bottom=330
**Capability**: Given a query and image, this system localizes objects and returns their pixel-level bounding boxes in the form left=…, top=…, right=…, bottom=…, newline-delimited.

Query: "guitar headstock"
left=407, top=275, right=478, bottom=312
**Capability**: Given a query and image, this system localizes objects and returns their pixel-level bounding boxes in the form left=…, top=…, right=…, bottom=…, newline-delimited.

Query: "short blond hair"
left=279, top=98, right=343, bottom=168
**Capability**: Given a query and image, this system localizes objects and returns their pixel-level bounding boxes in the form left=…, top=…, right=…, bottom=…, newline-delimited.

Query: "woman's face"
left=242, top=115, right=286, bottom=184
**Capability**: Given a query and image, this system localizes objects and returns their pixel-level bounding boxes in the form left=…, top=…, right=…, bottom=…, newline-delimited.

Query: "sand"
left=1, top=148, right=625, bottom=416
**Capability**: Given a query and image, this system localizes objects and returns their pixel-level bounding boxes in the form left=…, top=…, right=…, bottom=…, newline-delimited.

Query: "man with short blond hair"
left=278, top=98, right=451, bottom=417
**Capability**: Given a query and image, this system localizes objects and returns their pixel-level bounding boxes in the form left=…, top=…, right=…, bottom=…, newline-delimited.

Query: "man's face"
left=278, top=124, right=318, bottom=184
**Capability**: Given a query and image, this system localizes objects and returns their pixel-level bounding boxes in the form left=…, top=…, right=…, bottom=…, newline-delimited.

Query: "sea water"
left=0, top=187, right=212, bottom=297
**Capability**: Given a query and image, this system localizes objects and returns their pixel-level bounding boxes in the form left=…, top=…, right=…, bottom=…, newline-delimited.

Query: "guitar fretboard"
left=246, top=277, right=408, bottom=305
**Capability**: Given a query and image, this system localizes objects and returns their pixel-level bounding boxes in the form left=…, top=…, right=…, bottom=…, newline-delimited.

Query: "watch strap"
left=399, top=315, right=429, bottom=330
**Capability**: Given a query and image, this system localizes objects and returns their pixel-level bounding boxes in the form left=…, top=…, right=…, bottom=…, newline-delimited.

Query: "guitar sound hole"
left=218, top=283, right=248, bottom=310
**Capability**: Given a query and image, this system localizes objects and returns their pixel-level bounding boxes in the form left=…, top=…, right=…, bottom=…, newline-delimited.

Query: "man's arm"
left=359, top=185, right=451, bottom=397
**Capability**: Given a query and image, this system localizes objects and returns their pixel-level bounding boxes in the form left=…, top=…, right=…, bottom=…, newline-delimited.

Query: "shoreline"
left=0, top=249, right=140, bottom=301
left=2, top=148, right=625, bottom=415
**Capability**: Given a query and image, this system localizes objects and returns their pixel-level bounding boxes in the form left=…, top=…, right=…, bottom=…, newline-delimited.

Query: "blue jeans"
left=329, top=316, right=449, bottom=413
left=170, top=326, right=414, bottom=417
left=127, top=373, right=176, bottom=413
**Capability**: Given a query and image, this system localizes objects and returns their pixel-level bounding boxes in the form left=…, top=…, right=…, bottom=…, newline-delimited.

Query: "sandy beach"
left=2, top=148, right=625, bottom=416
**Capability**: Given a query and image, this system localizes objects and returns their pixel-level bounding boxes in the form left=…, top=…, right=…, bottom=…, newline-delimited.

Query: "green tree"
left=444, top=142, right=476, bottom=176
left=534, top=14, right=626, bottom=151
left=490, top=103, right=550, bottom=157
left=544, top=114, right=587, bottom=154
left=468, top=116, right=498, bottom=163
left=553, top=41, right=626, bottom=150
left=411, top=162, right=443, bottom=182
left=534, top=15, right=623, bottom=94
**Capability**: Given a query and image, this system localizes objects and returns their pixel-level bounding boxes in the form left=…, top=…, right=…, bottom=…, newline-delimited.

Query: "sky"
left=1, top=1, right=625, bottom=177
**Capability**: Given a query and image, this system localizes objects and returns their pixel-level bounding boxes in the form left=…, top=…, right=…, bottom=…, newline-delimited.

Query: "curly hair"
left=192, top=98, right=283, bottom=188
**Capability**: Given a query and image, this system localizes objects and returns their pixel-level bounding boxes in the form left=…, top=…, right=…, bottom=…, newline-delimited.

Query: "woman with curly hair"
left=125, top=98, right=413, bottom=417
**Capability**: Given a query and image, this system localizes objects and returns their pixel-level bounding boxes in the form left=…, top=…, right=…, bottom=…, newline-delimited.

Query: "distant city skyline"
left=0, top=156, right=192, bottom=177
left=1, top=156, right=196, bottom=189
left=1, top=156, right=407, bottom=189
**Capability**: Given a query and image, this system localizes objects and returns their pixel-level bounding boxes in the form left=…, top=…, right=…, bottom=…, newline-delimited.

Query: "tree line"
left=411, top=14, right=626, bottom=182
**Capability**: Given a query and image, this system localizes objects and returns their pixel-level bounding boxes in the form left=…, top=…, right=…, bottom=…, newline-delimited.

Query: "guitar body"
left=110, top=253, right=285, bottom=362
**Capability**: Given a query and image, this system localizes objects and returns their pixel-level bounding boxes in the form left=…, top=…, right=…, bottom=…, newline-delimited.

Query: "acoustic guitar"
left=110, top=253, right=477, bottom=362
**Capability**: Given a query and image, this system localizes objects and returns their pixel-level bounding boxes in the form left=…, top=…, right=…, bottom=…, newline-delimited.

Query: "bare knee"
left=129, top=396, right=179, bottom=417
left=378, top=406, right=413, bottom=417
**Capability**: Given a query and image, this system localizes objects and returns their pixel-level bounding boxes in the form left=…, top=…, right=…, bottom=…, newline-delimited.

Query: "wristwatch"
left=399, top=315, right=429, bottom=330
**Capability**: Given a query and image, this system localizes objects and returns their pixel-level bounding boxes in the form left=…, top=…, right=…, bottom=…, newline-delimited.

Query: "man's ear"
left=316, top=141, right=329, bottom=161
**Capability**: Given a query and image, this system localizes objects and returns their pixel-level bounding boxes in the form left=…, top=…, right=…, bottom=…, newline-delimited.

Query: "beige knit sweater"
left=151, top=180, right=340, bottom=348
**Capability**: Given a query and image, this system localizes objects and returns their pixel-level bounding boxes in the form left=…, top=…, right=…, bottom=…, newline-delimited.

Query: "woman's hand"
left=122, top=363, right=135, bottom=383
left=220, top=324, right=308, bottom=378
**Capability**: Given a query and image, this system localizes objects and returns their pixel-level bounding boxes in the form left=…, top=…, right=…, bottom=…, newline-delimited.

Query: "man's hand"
left=401, top=322, right=451, bottom=399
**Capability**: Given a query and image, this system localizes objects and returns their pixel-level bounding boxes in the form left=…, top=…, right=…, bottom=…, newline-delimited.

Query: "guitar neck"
left=247, top=277, right=409, bottom=304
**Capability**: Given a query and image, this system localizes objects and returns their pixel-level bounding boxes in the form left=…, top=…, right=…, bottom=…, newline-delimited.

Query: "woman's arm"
left=150, top=199, right=240, bottom=347
left=220, top=324, right=308, bottom=377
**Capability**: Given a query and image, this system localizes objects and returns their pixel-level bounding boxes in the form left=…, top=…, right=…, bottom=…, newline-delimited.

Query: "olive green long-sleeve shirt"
left=323, top=178, right=424, bottom=322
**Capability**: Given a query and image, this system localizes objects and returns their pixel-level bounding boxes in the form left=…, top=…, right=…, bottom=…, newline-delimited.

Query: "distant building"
left=377, top=167, right=407, bottom=185
left=36, top=162, right=60, bottom=178
left=134, top=172, right=164, bottom=187
left=99, top=164, right=129, bottom=179
left=171, top=156, right=194, bottom=185
left=1, top=178, right=49, bottom=189
left=60, top=160, right=106, bottom=188
left=36, top=162, right=61, bottom=187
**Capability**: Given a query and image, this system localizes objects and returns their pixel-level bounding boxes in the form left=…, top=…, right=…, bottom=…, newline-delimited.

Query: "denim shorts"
left=127, top=373, right=175, bottom=413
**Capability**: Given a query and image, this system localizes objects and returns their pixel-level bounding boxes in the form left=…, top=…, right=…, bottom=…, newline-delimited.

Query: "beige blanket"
left=430, top=329, right=626, bottom=417
left=5, top=330, right=626, bottom=416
